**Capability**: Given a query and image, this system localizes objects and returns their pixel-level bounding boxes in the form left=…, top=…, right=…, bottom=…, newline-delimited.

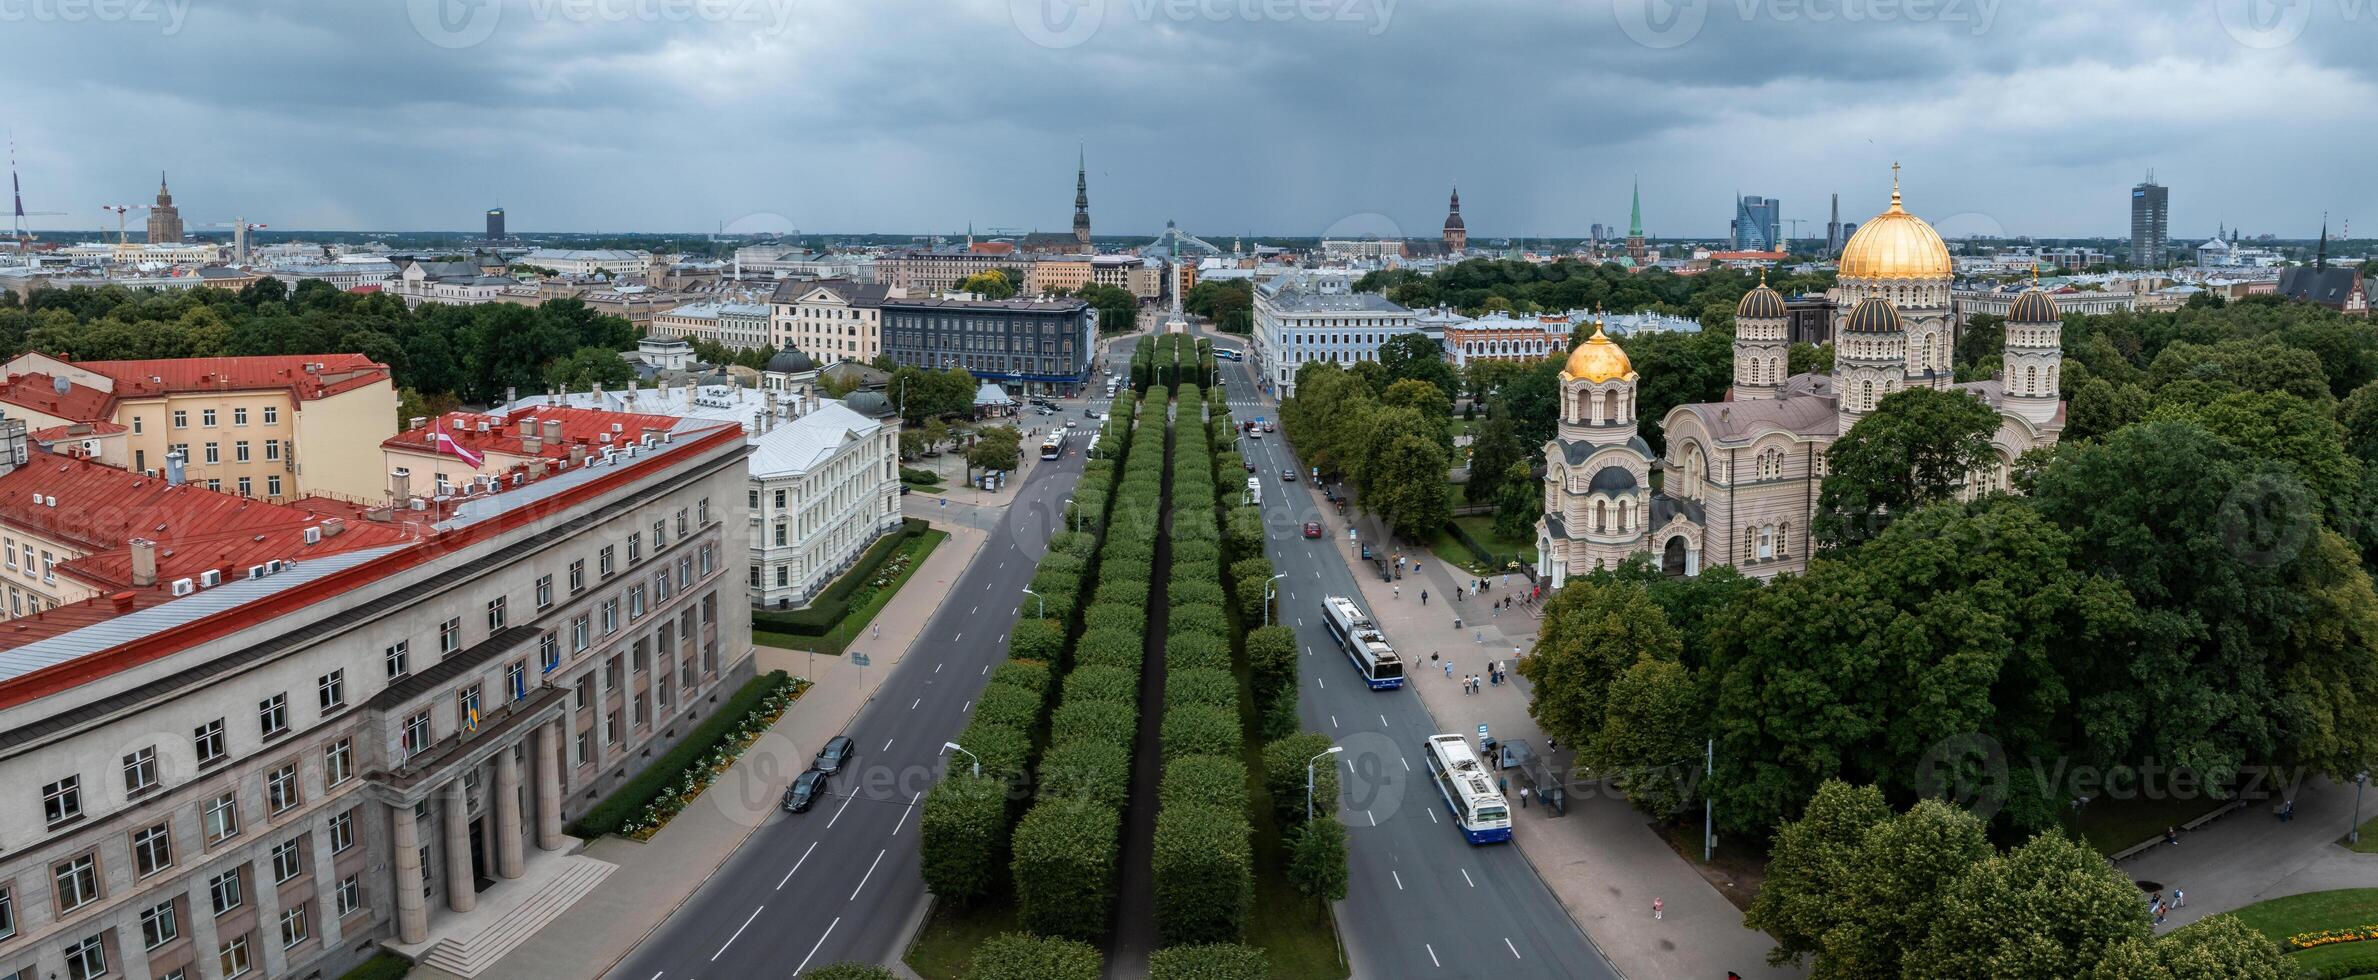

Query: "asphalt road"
left=1211, top=330, right=1621, bottom=980
left=603, top=343, right=1134, bottom=980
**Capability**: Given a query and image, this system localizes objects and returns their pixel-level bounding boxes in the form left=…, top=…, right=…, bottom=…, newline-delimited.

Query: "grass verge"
left=906, top=901, right=1022, bottom=980
left=2058, top=792, right=2229, bottom=855
left=334, top=952, right=412, bottom=980
left=752, top=529, right=947, bottom=656
left=566, top=671, right=804, bottom=839
left=2222, top=889, right=2378, bottom=976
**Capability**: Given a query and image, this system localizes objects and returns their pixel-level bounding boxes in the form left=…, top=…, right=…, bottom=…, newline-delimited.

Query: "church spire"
left=1071, top=143, right=1091, bottom=248
left=2318, top=212, right=2329, bottom=270
left=1628, top=175, right=1642, bottom=238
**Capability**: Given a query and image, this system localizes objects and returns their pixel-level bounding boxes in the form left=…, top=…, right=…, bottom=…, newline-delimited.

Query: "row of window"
left=149, top=405, right=281, bottom=432
left=12, top=889, right=350, bottom=980
left=155, top=439, right=285, bottom=467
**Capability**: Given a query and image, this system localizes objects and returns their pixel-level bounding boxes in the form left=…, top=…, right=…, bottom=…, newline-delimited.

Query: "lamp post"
left=1021, top=587, right=1045, bottom=620
left=1307, top=746, right=1344, bottom=822
left=2355, top=771, right=2370, bottom=844
left=944, top=741, right=981, bottom=779
left=1263, top=572, right=1287, bottom=627
left=1061, top=497, right=1077, bottom=534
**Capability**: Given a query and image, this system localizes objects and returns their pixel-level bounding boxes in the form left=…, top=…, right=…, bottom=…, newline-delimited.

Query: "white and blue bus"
left=1320, top=595, right=1405, bottom=689
left=1422, top=734, right=1512, bottom=844
left=1041, top=431, right=1066, bottom=460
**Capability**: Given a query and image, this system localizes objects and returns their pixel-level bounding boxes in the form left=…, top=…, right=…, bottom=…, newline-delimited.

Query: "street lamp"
left=1262, top=572, right=1287, bottom=627
left=2355, top=771, right=2370, bottom=844
left=1061, top=497, right=1077, bottom=534
left=1021, top=587, right=1045, bottom=620
left=1307, top=746, right=1344, bottom=822
left=944, top=742, right=981, bottom=779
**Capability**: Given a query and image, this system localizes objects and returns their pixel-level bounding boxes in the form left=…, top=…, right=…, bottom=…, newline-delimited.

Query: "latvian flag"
left=435, top=423, right=484, bottom=467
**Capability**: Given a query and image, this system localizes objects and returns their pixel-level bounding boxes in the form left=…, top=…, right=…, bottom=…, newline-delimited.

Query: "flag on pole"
left=434, top=422, right=484, bottom=467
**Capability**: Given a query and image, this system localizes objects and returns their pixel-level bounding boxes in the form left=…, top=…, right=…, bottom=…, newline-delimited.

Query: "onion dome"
left=1841, top=295, right=1904, bottom=335
left=1561, top=324, right=1636, bottom=383
left=1838, top=166, right=1952, bottom=280
left=2008, top=287, right=2061, bottom=324
left=1736, top=282, right=1787, bottom=319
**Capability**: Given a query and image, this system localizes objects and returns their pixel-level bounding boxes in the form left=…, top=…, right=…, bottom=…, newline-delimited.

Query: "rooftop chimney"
left=164, top=448, right=187, bottom=487
left=505, top=385, right=518, bottom=406
left=390, top=468, right=410, bottom=503
left=518, top=417, right=537, bottom=438
left=128, top=538, right=157, bottom=587
left=543, top=419, right=563, bottom=444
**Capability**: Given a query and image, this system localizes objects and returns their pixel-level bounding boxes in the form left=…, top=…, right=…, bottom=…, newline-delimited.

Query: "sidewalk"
left=416, top=520, right=989, bottom=980
left=2122, top=775, right=2378, bottom=929
left=1342, top=527, right=1796, bottom=980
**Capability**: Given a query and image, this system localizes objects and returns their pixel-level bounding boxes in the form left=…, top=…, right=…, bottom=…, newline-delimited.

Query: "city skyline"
left=2, top=1, right=2370, bottom=239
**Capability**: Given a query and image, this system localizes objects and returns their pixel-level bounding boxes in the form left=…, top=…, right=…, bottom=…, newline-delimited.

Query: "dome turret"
left=1841, top=295, right=1904, bottom=334
left=1561, top=324, right=1635, bottom=383
left=1837, top=166, right=1952, bottom=281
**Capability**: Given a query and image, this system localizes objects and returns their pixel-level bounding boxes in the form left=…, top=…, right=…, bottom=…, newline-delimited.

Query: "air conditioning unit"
left=475, top=421, right=490, bottom=433
left=408, top=498, right=427, bottom=511
left=169, top=578, right=195, bottom=596
left=266, top=559, right=288, bottom=574
left=199, top=569, right=222, bottom=587
left=246, top=564, right=269, bottom=580
left=611, top=422, right=625, bottom=433
left=641, top=434, right=657, bottom=449
left=303, top=527, right=322, bottom=544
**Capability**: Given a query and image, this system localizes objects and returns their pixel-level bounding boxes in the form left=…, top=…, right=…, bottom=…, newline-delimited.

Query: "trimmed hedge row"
left=749, top=519, right=931, bottom=633
left=1147, top=943, right=1268, bottom=980
left=962, top=933, right=1103, bottom=980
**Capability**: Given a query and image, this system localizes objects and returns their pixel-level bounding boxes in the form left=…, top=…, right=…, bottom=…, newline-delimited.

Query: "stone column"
left=495, top=745, right=526, bottom=879
left=443, top=780, right=476, bottom=913
left=392, top=803, right=429, bottom=943
left=535, top=721, right=566, bottom=850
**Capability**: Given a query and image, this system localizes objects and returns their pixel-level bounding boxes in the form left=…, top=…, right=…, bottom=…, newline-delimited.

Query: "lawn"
left=751, top=529, right=947, bottom=655
left=2346, top=813, right=2378, bottom=854
left=2222, top=889, right=2378, bottom=975
left=906, top=901, right=1021, bottom=980
left=1426, top=514, right=1537, bottom=576
left=2058, top=793, right=2231, bottom=855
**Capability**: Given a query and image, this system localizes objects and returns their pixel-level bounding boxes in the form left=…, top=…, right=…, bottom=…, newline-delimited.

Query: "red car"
left=1302, top=522, right=1324, bottom=539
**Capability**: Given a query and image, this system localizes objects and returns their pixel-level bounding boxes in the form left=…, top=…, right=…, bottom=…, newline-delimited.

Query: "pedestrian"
left=872, top=623, right=881, bottom=639
left=1492, top=604, right=1499, bottom=619
left=1520, top=787, right=1531, bottom=808
left=1444, top=661, right=1454, bottom=679
left=2164, top=826, right=2180, bottom=846
left=1546, top=736, right=1557, bottom=752
left=1497, top=775, right=1507, bottom=794
left=1652, top=898, right=1663, bottom=920
left=1421, top=590, right=1429, bottom=606
left=2154, top=903, right=2167, bottom=926
left=1393, top=586, right=1400, bottom=600
left=2175, top=888, right=2186, bottom=908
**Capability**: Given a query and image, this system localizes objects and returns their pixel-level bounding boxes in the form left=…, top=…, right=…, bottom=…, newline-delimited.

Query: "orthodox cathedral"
left=1535, top=169, right=2067, bottom=585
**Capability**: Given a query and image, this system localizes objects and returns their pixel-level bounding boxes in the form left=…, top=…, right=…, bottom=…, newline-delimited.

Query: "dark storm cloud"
left=0, top=0, right=2367, bottom=238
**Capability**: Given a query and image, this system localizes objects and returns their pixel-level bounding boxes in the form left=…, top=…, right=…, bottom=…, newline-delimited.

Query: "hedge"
left=1258, top=691, right=1301, bottom=743
left=1167, top=580, right=1227, bottom=611
left=1161, top=704, right=1242, bottom=763
left=953, top=719, right=1032, bottom=784
left=1093, top=579, right=1150, bottom=609
left=1164, top=667, right=1240, bottom=711
left=962, top=933, right=1104, bottom=980
left=1009, top=618, right=1066, bottom=664
left=1165, top=633, right=1233, bottom=672
left=1263, top=732, right=1341, bottom=826
left=1052, top=699, right=1138, bottom=749
left=1097, top=556, right=1154, bottom=587
left=1147, top=943, right=1269, bottom=980
left=970, top=682, right=1045, bottom=733
left=1246, top=625, right=1298, bottom=700
left=1037, top=551, right=1087, bottom=580
left=1038, top=740, right=1131, bottom=811
left=919, top=775, right=1009, bottom=906
left=1160, top=754, right=1249, bottom=816
left=1012, top=799, right=1121, bottom=942
left=1225, top=507, right=1264, bottom=561
left=1167, top=603, right=1229, bottom=641
left=1080, top=602, right=1144, bottom=636
left=1074, top=629, right=1145, bottom=671
left=1047, top=530, right=1097, bottom=558
left=1061, top=664, right=1139, bottom=706
left=1288, top=815, right=1350, bottom=901
left=568, top=671, right=793, bottom=838
left=1168, top=562, right=1220, bottom=594
left=333, top=953, right=413, bottom=980
left=749, top=519, right=928, bottom=633
left=1151, top=804, right=1254, bottom=946
left=989, top=660, right=1052, bottom=699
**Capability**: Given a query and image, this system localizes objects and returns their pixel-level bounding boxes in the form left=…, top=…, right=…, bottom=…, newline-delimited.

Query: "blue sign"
left=851, top=651, right=872, bottom=667
left=1477, top=724, right=1490, bottom=743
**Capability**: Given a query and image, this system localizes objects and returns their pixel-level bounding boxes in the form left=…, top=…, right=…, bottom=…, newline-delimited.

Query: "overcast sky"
left=6, top=0, right=2369, bottom=240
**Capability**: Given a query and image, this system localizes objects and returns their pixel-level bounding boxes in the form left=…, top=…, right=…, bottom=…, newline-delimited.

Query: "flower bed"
left=2293, top=927, right=2378, bottom=952
left=569, top=671, right=808, bottom=840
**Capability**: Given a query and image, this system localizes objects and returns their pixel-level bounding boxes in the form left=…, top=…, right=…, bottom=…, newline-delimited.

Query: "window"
left=600, top=599, right=618, bottom=634
left=0, top=887, right=12, bottom=940
left=266, top=763, right=300, bottom=814
left=675, top=508, right=688, bottom=536
left=748, top=488, right=759, bottom=511
left=401, top=711, right=431, bottom=757
left=271, top=839, right=303, bottom=883
left=773, top=489, right=787, bottom=509
left=318, top=669, right=345, bottom=712
left=259, top=692, right=289, bottom=739
left=536, top=574, right=553, bottom=610
left=236, top=476, right=252, bottom=497
left=203, top=791, right=241, bottom=844
left=263, top=439, right=281, bottom=461
left=132, top=415, right=144, bottom=435
left=652, top=519, right=667, bottom=550
left=385, top=640, right=411, bottom=679
left=439, top=616, right=462, bottom=656
left=337, top=870, right=363, bottom=918
left=329, top=808, right=356, bottom=854
left=279, top=903, right=309, bottom=948
left=487, top=596, right=507, bottom=630
left=234, top=440, right=250, bottom=463
left=63, top=934, right=106, bottom=980
left=127, top=822, right=176, bottom=880
left=457, top=684, right=481, bottom=730
left=141, top=898, right=180, bottom=949
left=124, top=745, right=158, bottom=795
left=323, top=738, right=352, bottom=786
left=266, top=475, right=282, bottom=497
left=54, top=853, right=99, bottom=911
left=628, top=584, right=646, bottom=620
left=508, top=660, right=527, bottom=701
left=598, top=545, right=614, bottom=578
left=172, top=409, right=188, bottom=428
left=219, top=933, right=253, bottom=977
left=571, top=615, right=589, bottom=652
left=233, top=406, right=248, bottom=426
left=43, top=774, right=82, bottom=827
left=195, top=718, right=226, bottom=765
left=540, top=631, right=559, bottom=673
left=201, top=408, right=217, bottom=427
left=203, top=442, right=219, bottom=464
left=263, top=405, right=278, bottom=424
left=699, top=497, right=710, bottom=523
left=209, top=869, right=243, bottom=915
left=569, top=558, right=586, bottom=593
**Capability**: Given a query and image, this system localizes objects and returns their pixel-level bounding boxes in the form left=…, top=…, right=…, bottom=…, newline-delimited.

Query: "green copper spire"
left=1628, top=175, right=1643, bottom=238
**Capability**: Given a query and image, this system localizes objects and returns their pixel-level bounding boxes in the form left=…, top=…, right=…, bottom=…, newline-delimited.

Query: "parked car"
left=815, top=735, right=855, bottom=774
left=1303, top=521, right=1324, bottom=539
left=783, top=769, right=828, bottom=813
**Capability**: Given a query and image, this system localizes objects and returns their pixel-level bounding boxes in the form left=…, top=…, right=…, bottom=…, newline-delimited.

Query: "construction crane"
left=1782, top=218, right=1810, bottom=251
left=8, top=142, right=65, bottom=254
left=205, top=219, right=269, bottom=264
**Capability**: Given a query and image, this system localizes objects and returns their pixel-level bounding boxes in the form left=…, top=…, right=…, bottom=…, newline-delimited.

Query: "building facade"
left=1251, top=275, right=1418, bottom=397
left=768, top=278, right=889, bottom=365
left=1439, top=313, right=1568, bottom=367
left=648, top=301, right=772, bottom=352
left=878, top=297, right=1097, bottom=395
left=145, top=175, right=184, bottom=245
left=1732, top=195, right=1780, bottom=252
left=513, top=251, right=653, bottom=279
left=0, top=409, right=751, bottom=980
left=1538, top=171, right=2065, bottom=585
left=2130, top=174, right=2169, bottom=267
left=484, top=210, right=505, bottom=241
left=874, top=251, right=1033, bottom=295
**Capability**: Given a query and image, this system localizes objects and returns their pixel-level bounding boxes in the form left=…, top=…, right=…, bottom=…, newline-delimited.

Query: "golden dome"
left=1562, top=324, right=1635, bottom=383
left=1838, top=167, right=1953, bottom=281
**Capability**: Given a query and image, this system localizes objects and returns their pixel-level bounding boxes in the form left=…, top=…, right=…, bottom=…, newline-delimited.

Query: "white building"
left=515, top=249, right=655, bottom=278
left=511, top=381, right=903, bottom=609
left=769, top=278, right=891, bottom=365
left=649, top=301, right=773, bottom=351
left=1251, top=274, right=1418, bottom=397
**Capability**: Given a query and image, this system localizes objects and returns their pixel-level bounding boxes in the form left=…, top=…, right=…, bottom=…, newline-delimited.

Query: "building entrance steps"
left=401, top=854, right=618, bottom=977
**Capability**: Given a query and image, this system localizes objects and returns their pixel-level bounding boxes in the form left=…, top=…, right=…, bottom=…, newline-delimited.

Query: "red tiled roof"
left=30, top=421, right=127, bottom=442
left=0, top=452, right=412, bottom=591
left=71, top=354, right=391, bottom=402
left=385, top=405, right=684, bottom=461
left=0, top=373, right=117, bottom=422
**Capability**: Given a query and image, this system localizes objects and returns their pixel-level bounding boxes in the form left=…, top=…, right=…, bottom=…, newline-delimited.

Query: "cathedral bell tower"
left=1731, top=273, right=1789, bottom=401
left=1835, top=295, right=1907, bottom=435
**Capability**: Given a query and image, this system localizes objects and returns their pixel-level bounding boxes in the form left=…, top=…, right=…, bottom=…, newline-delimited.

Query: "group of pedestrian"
left=2148, top=888, right=2186, bottom=927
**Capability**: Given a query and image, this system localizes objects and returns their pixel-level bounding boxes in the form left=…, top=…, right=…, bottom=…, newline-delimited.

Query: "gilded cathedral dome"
left=1838, top=168, right=1953, bottom=281
left=1562, top=324, right=1635, bottom=383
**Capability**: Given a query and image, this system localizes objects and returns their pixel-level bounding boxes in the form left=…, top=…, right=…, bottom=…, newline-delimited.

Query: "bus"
left=1215, top=347, right=1243, bottom=361
left=1421, top=734, right=1512, bottom=844
left=1319, top=595, right=1405, bottom=689
left=1041, top=431, right=1065, bottom=460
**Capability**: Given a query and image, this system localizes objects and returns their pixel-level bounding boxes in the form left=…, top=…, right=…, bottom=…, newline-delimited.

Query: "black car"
left=783, top=769, right=828, bottom=813
left=1084, top=407, right=1098, bottom=418
left=816, top=735, right=855, bottom=774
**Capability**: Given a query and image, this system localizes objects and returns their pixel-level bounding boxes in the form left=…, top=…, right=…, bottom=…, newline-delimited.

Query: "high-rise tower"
left=2130, top=171, right=2168, bottom=267
left=1072, top=144, right=1091, bottom=248
left=145, top=172, right=184, bottom=244
left=486, top=207, right=506, bottom=241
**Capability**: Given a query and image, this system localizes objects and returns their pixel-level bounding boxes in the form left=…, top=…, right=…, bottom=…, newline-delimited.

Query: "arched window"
left=1618, top=498, right=1632, bottom=531
left=1757, top=524, right=1775, bottom=560
left=2024, top=365, right=2038, bottom=395
left=1595, top=500, right=1608, bottom=533
left=1744, top=525, right=1756, bottom=560
left=1861, top=380, right=1875, bottom=409
left=1778, top=521, right=1791, bottom=557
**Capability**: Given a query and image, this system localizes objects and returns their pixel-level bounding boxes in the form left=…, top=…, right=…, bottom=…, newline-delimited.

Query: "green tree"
left=1261, top=732, right=1341, bottom=826
left=1591, top=658, right=1703, bottom=816
left=2066, top=378, right=2151, bottom=442
left=1789, top=341, right=1835, bottom=376
left=2086, top=915, right=2292, bottom=980
left=1286, top=815, right=1350, bottom=902
left=1378, top=333, right=1459, bottom=398
left=967, top=424, right=1023, bottom=476
left=957, top=269, right=1018, bottom=299
left=544, top=345, right=637, bottom=392
left=1245, top=625, right=1297, bottom=703
left=1518, top=579, right=1682, bottom=754
left=1491, top=459, right=1541, bottom=542
left=1464, top=407, right=1526, bottom=505
left=1380, top=377, right=1454, bottom=446
left=1812, top=385, right=2002, bottom=549
left=1908, top=832, right=2149, bottom=980
left=1745, top=780, right=1893, bottom=971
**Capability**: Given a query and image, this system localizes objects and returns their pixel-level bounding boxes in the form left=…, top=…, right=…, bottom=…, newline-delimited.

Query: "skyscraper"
left=1825, top=193, right=1842, bottom=256
left=1733, top=195, right=1781, bottom=251
left=145, top=172, right=183, bottom=244
left=2130, top=172, right=2168, bottom=267
left=486, top=207, right=506, bottom=240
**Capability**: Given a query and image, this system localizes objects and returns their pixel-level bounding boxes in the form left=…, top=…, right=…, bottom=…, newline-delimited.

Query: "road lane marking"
left=1368, top=811, right=1377, bottom=827
left=1331, top=715, right=1338, bottom=729
left=892, top=792, right=922, bottom=836
left=1505, top=938, right=1522, bottom=959
left=961, top=700, right=971, bottom=713
left=935, top=663, right=943, bottom=673
left=778, top=841, right=819, bottom=890
left=910, top=699, right=920, bottom=710
left=712, top=905, right=763, bottom=960
left=792, top=917, right=840, bottom=976
left=1426, top=944, right=1440, bottom=968
left=1400, top=756, right=1410, bottom=771
left=954, top=633, right=964, bottom=641
left=1305, top=646, right=1312, bottom=657
left=1427, top=808, right=1438, bottom=824
left=883, top=738, right=895, bottom=752
left=970, top=605, right=977, bottom=615
left=1380, top=714, right=1388, bottom=727
left=981, top=665, right=988, bottom=675
left=1462, top=868, right=1474, bottom=887
left=850, top=848, right=886, bottom=900
left=1392, top=870, right=1404, bottom=890
left=826, top=793, right=856, bottom=828
left=1317, top=678, right=1325, bottom=690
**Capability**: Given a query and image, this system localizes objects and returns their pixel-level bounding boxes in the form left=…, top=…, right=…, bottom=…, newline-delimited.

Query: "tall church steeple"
left=1625, top=175, right=1647, bottom=264
left=1441, top=182, right=1467, bottom=254
left=1072, top=144, right=1091, bottom=248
